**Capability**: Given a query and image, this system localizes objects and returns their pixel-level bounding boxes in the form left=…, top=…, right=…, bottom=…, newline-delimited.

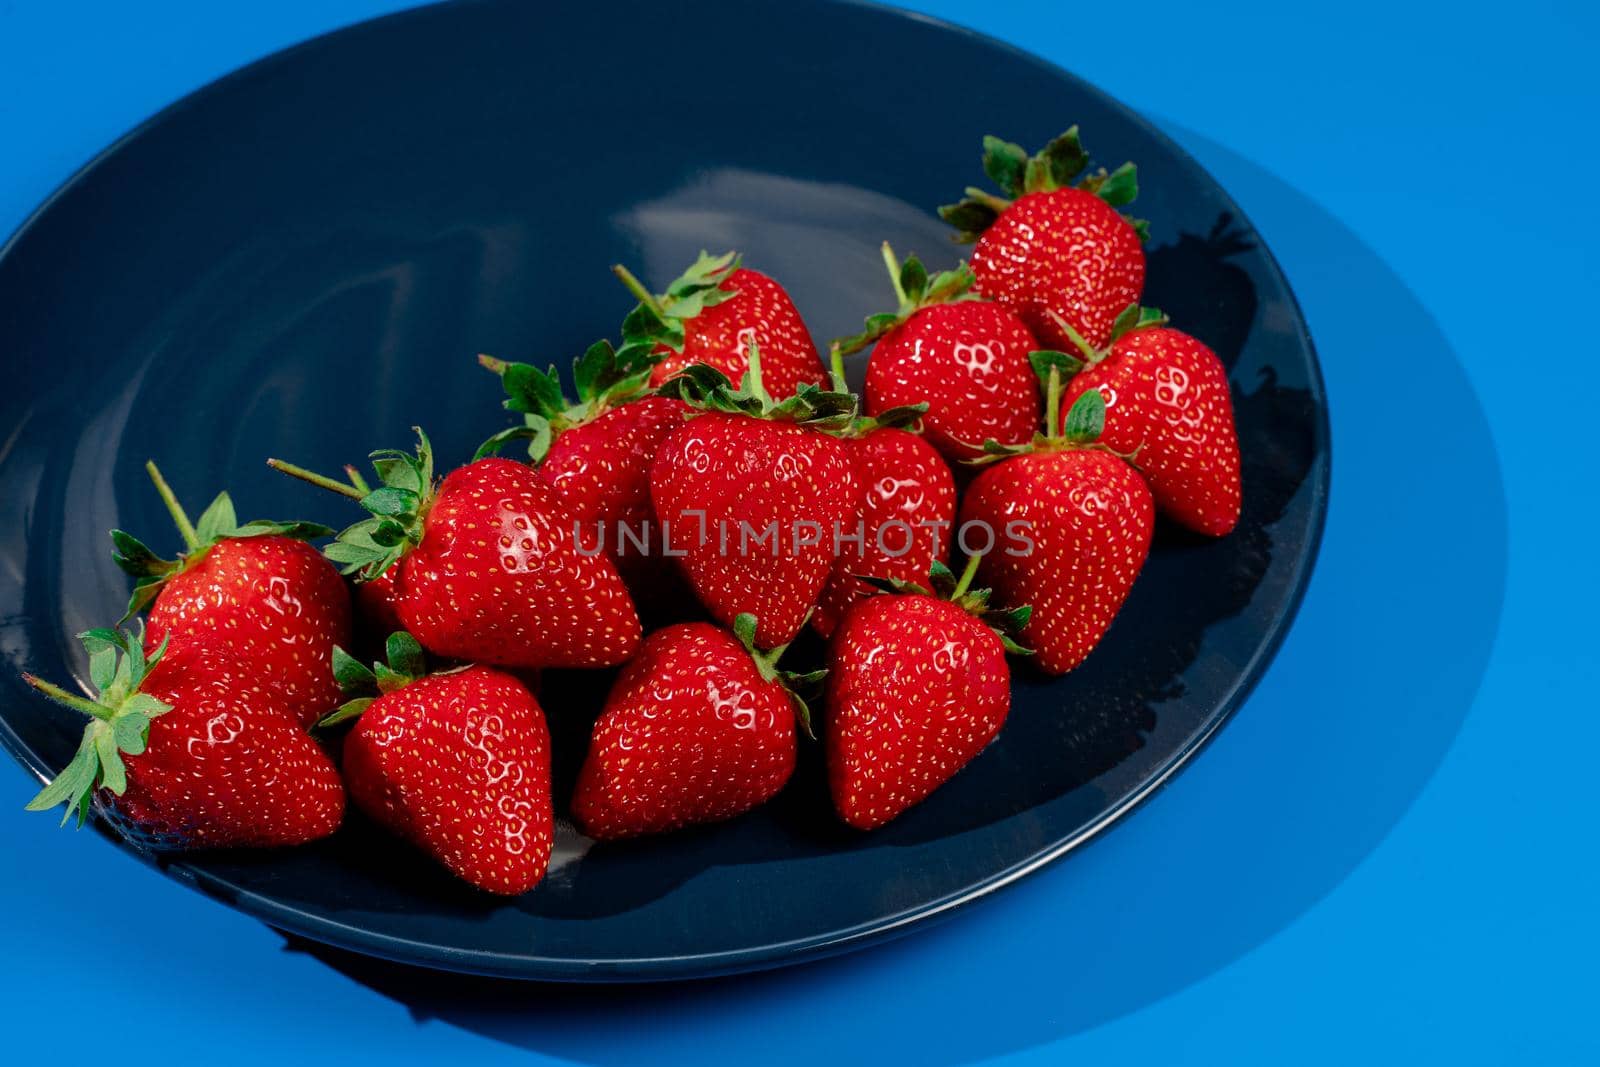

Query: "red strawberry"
left=1060, top=311, right=1242, bottom=536
left=22, top=628, right=344, bottom=848
left=959, top=379, right=1154, bottom=674
left=826, top=558, right=1025, bottom=830
left=813, top=423, right=957, bottom=638
left=328, top=634, right=552, bottom=895
left=272, top=430, right=642, bottom=670
left=572, top=616, right=818, bottom=839
left=612, top=251, right=828, bottom=399
left=475, top=341, right=692, bottom=596
left=650, top=345, right=860, bottom=647
left=112, top=463, right=349, bottom=728
left=833, top=245, right=1043, bottom=461
left=940, top=127, right=1147, bottom=351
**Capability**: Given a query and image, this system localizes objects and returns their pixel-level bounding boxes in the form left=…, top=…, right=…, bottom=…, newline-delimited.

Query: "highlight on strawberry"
left=940, top=126, right=1147, bottom=352
left=112, top=461, right=348, bottom=727
left=611, top=250, right=829, bottom=399
left=270, top=429, right=643, bottom=670
left=572, top=613, right=826, bottom=840
left=321, top=632, right=553, bottom=895
left=832, top=243, right=1042, bottom=460
left=23, top=626, right=345, bottom=848
left=827, top=556, right=1028, bottom=830
left=959, top=358, right=1155, bottom=675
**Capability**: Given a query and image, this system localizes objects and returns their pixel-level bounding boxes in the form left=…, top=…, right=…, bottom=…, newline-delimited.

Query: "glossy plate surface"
left=0, top=0, right=1328, bottom=980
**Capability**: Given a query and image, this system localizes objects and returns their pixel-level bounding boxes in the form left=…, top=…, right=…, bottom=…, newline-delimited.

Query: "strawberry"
left=940, top=126, right=1147, bottom=351
left=325, top=633, right=551, bottom=895
left=111, top=463, right=348, bottom=728
left=22, top=627, right=344, bottom=848
left=611, top=250, right=828, bottom=399
left=271, top=430, right=641, bottom=670
left=572, top=615, right=821, bottom=840
left=826, top=558, right=1027, bottom=830
left=475, top=340, right=691, bottom=597
left=833, top=245, right=1043, bottom=461
left=959, top=366, right=1155, bottom=674
left=813, top=414, right=957, bottom=638
left=650, top=343, right=860, bottom=648
left=1058, top=308, right=1242, bottom=536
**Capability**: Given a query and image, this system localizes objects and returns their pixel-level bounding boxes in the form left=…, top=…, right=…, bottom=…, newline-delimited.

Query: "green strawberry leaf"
left=25, top=730, right=100, bottom=826
left=109, top=530, right=174, bottom=579
left=332, top=645, right=377, bottom=695
left=373, top=455, right=423, bottom=494
left=981, top=135, right=1029, bottom=198
left=1062, top=389, right=1106, bottom=444
left=1036, top=126, right=1090, bottom=191
left=192, top=492, right=238, bottom=545
left=1094, top=162, right=1139, bottom=208
left=87, top=643, right=117, bottom=693
left=1029, top=350, right=1086, bottom=395
left=385, top=632, right=426, bottom=680
left=318, top=697, right=373, bottom=730
left=898, top=254, right=929, bottom=305
left=1107, top=303, right=1169, bottom=345
left=361, top=486, right=419, bottom=518
left=94, top=729, right=127, bottom=796
left=500, top=361, right=566, bottom=419
left=937, top=198, right=1000, bottom=244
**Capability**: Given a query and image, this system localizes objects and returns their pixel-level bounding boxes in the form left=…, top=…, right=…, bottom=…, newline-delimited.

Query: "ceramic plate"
left=0, top=0, right=1328, bottom=979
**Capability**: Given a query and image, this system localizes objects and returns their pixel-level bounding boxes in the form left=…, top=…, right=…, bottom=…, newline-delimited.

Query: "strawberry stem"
left=610, top=263, right=665, bottom=317
left=1045, top=366, right=1064, bottom=441
left=881, top=241, right=909, bottom=307
left=1047, top=310, right=1101, bottom=365
left=951, top=553, right=982, bottom=600
left=745, top=336, right=772, bottom=409
left=828, top=341, right=849, bottom=392
left=22, top=674, right=110, bottom=721
left=144, top=461, right=200, bottom=552
left=266, top=458, right=366, bottom=501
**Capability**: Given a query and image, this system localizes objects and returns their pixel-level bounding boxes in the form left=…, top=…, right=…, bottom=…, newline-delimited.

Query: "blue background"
left=0, top=1, right=1592, bottom=1062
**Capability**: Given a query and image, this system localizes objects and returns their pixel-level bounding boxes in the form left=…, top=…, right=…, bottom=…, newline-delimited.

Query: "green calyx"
left=612, top=250, right=742, bottom=354
left=656, top=336, right=860, bottom=432
left=475, top=337, right=660, bottom=463
left=23, top=626, right=175, bottom=827
left=318, top=630, right=435, bottom=728
left=937, top=126, right=1150, bottom=243
left=271, top=429, right=436, bottom=582
left=731, top=613, right=826, bottom=740
left=832, top=242, right=985, bottom=357
left=111, top=461, right=334, bottom=621
left=858, top=556, right=1033, bottom=656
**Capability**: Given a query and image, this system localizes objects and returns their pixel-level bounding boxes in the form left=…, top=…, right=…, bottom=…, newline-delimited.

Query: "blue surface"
left=0, top=0, right=1592, bottom=1062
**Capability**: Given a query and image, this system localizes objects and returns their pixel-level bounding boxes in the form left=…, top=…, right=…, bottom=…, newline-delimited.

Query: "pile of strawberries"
left=21, top=127, right=1241, bottom=896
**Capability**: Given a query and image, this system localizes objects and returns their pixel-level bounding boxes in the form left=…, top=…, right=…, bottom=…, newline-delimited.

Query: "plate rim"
left=0, top=0, right=1332, bottom=981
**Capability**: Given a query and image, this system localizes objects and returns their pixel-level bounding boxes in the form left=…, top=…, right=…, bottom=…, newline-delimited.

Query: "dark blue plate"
left=0, top=0, right=1328, bottom=980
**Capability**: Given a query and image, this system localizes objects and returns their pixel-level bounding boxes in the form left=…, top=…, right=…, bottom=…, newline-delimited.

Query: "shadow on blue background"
left=282, top=124, right=1507, bottom=1062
